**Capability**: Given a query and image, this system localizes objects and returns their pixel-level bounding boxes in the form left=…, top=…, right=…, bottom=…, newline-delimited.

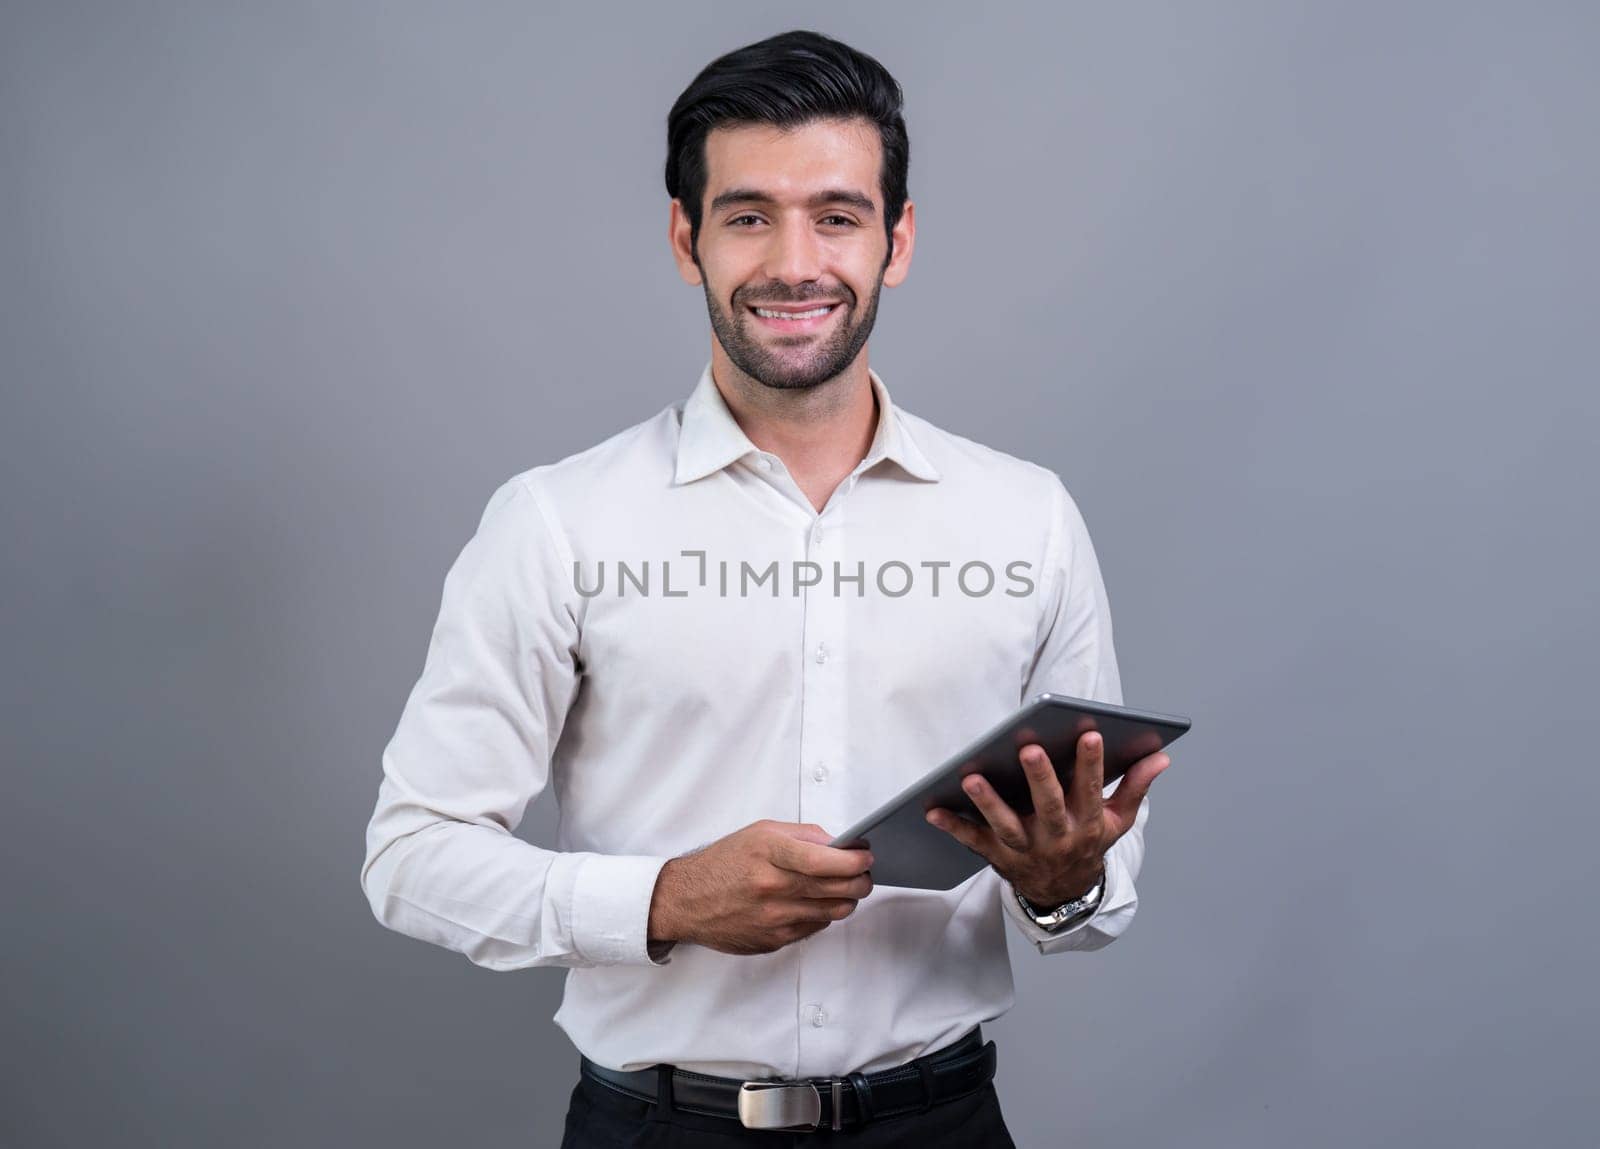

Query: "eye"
left=728, top=214, right=764, bottom=227
left=822, top=215, right=858, bottom=227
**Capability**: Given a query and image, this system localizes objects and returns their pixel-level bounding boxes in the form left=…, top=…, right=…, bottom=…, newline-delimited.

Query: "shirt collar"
left=671, top=360, right=942, bottom=486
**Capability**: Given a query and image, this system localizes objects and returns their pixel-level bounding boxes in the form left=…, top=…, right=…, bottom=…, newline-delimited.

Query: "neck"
left=708, top=346, right=879, bottom=481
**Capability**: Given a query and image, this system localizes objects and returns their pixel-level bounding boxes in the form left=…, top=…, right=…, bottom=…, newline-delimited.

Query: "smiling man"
left=361, top=28, right=1171, bottom=1148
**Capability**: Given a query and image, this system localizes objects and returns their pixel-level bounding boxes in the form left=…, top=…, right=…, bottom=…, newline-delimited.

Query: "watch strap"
left=1015, top=862, right=1105, bottom=932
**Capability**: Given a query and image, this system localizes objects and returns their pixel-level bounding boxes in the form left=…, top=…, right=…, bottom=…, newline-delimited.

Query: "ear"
left=881, top=200, right=916, bottom=289
left=668, top=198, right=703, bottom=286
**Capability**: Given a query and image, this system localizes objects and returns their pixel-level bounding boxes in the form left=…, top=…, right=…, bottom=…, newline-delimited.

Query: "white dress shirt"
left=361, top=359, right=1150, bottom=1079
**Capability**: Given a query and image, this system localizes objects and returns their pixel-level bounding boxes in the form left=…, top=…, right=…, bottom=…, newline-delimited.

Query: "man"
left=361, top=28, right=1172, bottom=1148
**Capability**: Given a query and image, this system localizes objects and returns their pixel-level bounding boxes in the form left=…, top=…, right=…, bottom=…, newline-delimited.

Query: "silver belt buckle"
left=738, top=1079, right=839, bottom=1131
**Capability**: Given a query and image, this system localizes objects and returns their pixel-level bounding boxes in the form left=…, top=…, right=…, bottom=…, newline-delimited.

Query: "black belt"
left=579, top=1025, right=996, bottom=1133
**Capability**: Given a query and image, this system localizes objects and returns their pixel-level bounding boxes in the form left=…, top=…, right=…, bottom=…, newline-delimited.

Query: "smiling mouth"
left=745, top=302, right=842, bottom=331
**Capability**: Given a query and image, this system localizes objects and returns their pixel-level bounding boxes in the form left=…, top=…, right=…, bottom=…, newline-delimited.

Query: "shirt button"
left=812, top=763, right=828, bottom=783
left=811, top=525, right=824, bottom=545
left=814, top=642, right=828, bottom=664
left=812, top=1008, right=827, bottom=1028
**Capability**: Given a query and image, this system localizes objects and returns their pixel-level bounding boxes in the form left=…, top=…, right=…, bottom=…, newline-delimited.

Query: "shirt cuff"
left=568, top=853, right=677, bottom=967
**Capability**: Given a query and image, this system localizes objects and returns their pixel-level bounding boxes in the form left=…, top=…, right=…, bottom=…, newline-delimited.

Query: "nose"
left=763, top=213, right=825, bottom=287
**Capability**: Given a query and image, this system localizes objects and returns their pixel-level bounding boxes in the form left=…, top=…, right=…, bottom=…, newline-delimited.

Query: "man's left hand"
left=924, top=730, right=1172, bottom=906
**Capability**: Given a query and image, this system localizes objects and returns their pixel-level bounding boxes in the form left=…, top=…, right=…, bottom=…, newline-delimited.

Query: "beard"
left=701, top=265, right=885, bottom=392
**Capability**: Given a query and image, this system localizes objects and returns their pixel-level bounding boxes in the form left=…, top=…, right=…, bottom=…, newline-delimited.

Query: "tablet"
left=828, top=693, right=1191, bottom=891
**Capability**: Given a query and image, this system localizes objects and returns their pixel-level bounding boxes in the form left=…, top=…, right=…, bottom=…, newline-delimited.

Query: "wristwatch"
left=1014, top=863, right=1106, bottom=932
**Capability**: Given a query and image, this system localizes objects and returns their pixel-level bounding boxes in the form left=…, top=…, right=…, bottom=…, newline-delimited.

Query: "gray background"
left=3, top=2, right=1595, bottom=1146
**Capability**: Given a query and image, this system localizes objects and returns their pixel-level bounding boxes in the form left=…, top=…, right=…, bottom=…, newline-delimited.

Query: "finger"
left=780, top=823, right=836, bottom=847
left=775, top=920, right=832, bottom=949
left=1017, top=744, right=1071, bottom=840
left=785, top=897, right=861, bottom=924
left=959, top=771, right=1030, bottom=852
left=924, top=805, right=998, bottom=862
left=793, top=872, right=874, bottom=901
left=773, top=836, right=876, bottom=878
left=1069, top=731, right=1106, bottom=820
left=1103, top=750, right=1171, bottom=839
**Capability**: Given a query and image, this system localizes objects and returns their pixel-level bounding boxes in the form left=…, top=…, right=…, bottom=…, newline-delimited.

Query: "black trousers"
left=556, top=1065, right=1018, bottom=1148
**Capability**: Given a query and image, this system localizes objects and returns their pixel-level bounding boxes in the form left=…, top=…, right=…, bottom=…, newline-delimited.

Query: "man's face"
left=671, top=116, right=915, bottom=391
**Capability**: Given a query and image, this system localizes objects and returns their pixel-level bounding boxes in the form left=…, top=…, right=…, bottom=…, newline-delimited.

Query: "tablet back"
left=829, top=693, right=1191, bottom=891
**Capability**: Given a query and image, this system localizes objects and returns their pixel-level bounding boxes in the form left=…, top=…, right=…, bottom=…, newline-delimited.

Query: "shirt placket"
left=793, top=478, right=861, bottom=1077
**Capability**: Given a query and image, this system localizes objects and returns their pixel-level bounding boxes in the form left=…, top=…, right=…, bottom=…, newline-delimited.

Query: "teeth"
left=755, top=306, right=833, bottom=320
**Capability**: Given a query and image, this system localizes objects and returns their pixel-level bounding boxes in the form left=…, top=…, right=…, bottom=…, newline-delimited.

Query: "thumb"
left=1105, top=752, right=1170, bottom=837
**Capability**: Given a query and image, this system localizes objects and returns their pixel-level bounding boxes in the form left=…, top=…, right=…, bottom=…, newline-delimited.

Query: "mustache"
left=736, top=291, right=852, bottom=307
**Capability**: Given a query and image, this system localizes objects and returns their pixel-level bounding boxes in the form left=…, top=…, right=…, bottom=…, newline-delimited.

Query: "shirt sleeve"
left=359, top=474, right=676, bottom=970
left=1000, top=473, right=1147, bottom=956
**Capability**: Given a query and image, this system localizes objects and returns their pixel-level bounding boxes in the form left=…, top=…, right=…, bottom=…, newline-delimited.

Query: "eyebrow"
left=708, top=187, right=879, bottom=218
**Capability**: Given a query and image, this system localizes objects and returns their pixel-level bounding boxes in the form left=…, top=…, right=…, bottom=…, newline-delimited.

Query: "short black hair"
left=665, top=29, right=910, bottom=264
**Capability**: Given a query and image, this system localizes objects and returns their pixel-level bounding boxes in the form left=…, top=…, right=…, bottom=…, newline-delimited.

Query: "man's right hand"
left=647, top=820, right=875, bottom=956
